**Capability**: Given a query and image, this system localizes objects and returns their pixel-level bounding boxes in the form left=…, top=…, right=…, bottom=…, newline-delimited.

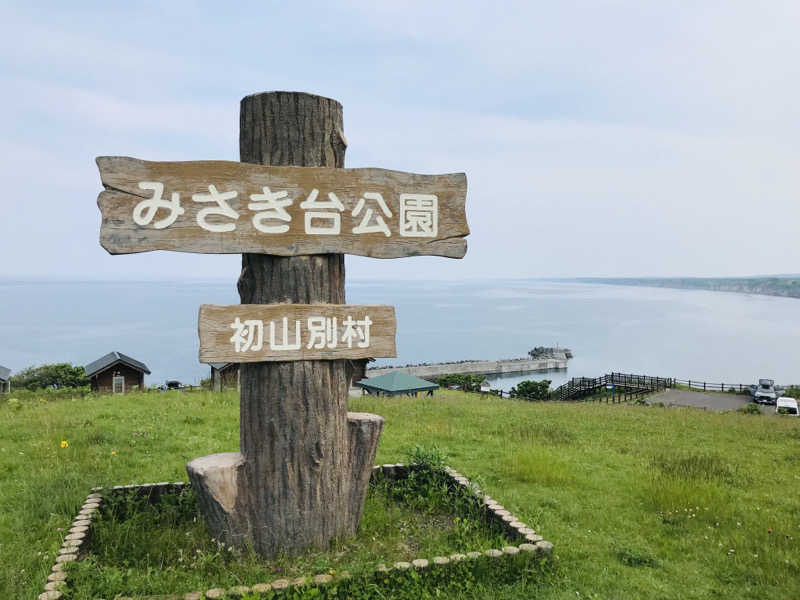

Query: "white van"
left=776, top=397, right=799, bottom=416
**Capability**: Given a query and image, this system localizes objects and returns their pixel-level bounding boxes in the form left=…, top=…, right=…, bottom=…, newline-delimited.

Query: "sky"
left=1, top=1, right=799, bottom=281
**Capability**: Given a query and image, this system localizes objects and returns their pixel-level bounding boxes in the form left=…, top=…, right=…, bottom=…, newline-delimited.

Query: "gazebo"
left=355, top=370, right=439, bottom=397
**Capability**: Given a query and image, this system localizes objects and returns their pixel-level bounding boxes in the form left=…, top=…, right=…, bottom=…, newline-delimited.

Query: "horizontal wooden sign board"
left=198, top=304, right=396, bottom=363
left=97, top=156, right=468, bottom=259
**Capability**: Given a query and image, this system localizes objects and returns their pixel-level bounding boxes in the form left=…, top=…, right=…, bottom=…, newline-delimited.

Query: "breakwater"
left=367, top=358, right=568, bottom=379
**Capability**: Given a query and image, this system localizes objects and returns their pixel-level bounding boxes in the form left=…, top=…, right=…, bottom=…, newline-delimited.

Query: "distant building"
left=0, top=364, right=10, bottom=393
left=210, top=363, right=239, bottom=392
left=85, top=352, right=151, bottom=394
left=350, top=358, right=374, bottom=388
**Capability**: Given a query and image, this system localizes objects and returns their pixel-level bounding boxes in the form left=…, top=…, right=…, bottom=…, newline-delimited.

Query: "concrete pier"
left=366, top=358, right=567, bottom=380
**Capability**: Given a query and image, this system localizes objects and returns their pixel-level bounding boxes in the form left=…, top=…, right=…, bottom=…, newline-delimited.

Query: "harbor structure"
left=367, top=356, right=568, bottom=380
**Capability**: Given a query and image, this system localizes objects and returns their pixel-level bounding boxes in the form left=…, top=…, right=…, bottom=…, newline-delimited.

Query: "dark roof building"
left=209, top=362, right=239, bottom=392
left=0, top=364, right=10, bottom=393
left=85, top=351, right=151, bottom=394
left=355, top=371, right=439, bottom=397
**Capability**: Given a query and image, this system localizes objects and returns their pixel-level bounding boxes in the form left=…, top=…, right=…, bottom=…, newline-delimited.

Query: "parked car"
left=753, top=379, right=778, bottom=405
left=776, top=397, right=799, bottom=416
left=159, top=380, right=184, bottom=391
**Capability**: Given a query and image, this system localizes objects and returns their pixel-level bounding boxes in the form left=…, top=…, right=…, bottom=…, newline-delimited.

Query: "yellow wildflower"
left=111, top=450, right=117, bottom=455
left=60, top=440, right=68, bottom=448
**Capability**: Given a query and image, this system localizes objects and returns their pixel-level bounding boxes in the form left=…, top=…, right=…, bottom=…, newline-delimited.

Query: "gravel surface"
left=648, top=389, right=771, bottom=414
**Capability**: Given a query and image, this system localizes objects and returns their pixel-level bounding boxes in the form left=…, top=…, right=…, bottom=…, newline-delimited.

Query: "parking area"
left=648, top=389, right=773, bottom=414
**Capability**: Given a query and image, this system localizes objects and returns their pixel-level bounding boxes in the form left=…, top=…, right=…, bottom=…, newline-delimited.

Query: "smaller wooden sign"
left=199, top=304, right=396, bottom=363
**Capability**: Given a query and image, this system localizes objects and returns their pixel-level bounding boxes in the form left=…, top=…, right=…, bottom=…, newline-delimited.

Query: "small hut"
left=210, top=363, right=240, bottom=392
left=0, top=365, right=10, bottom=394
left=85, top=351, right=150, bottom=394
left=355, top=371, right=439, bottom=397
left=350, top=358, right=374, bottom=388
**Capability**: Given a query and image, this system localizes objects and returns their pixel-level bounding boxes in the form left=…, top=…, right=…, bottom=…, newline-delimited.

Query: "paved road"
left=648, top=389, right=771, bottom=414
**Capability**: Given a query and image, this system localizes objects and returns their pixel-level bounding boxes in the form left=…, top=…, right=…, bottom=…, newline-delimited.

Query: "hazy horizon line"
left=2, top=273, right=798, bottom=284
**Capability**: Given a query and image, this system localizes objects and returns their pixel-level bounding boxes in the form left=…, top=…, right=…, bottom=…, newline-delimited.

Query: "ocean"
left=2, top=278, right=800, bottom=391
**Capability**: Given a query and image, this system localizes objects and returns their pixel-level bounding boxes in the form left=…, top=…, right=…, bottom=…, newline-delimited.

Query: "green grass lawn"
left=1, top=389, right=799, bottom=599
left=67, top=472, right=513, bottom=599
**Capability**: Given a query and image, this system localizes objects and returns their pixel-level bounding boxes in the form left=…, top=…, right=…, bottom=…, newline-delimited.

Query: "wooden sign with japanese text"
left=97, top=157, right=468, bottom=259
left=198, top=304, right=396, bottom=363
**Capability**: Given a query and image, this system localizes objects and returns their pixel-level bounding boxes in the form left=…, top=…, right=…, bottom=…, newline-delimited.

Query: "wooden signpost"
left=95, top=91, right=469, bottom=557
left=198, top=303, right=397, bottom=362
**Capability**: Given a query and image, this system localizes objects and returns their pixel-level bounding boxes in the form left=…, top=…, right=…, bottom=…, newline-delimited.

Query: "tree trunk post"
left=187, top=91, right=384, bottom=556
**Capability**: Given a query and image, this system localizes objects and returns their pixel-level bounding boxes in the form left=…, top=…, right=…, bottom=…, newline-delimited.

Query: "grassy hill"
left=1, top=389, right=799, bottom=599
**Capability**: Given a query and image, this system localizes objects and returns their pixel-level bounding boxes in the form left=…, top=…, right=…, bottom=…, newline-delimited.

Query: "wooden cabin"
left=210, top=363, right=239, bottom=392
left=85, top=351, right=150, bottom=394
left=0, top=364, right=10, bottom=394
left=350, top=358, right=373, bottom=388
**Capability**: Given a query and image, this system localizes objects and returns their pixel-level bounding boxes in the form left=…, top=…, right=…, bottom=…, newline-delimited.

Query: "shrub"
left=4, top=386, right=92, bottom=401
left=434, top=374, right=486, bottom=392
left=10, top=363, right=89, bottom=391
left=406, top=444, right=448, bottom=470
left=737, top=403, right=761, bottom=415
left=509, top=379, right=551, bottom=400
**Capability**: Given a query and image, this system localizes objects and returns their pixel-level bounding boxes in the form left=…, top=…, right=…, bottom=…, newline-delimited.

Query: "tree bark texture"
left=188, top=92, right=384, bottom=556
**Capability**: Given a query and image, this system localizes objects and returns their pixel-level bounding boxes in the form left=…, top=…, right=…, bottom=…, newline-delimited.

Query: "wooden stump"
left=187, top=92, right=384, bottom=556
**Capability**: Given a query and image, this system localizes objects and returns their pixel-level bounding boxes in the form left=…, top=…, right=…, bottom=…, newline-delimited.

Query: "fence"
left=474, top=372, right=672, bottom=403
left=549, top=372, right=672, bottom=403
left=466, top=374, right=799, bottom=403
left=673, top=379, right=743, bottom=393
left=673, top=380, right=800, bottom=394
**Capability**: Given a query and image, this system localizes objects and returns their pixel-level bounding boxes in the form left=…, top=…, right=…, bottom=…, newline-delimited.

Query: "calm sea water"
left=2, top=278, right=799, bottom=390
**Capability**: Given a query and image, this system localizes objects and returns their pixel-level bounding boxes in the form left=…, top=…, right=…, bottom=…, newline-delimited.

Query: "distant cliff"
left=576, top=277, right=800, bottom=299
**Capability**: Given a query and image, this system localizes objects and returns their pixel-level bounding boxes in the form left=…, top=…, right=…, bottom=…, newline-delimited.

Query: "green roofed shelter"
left=356, top=370, right=439, bottom=397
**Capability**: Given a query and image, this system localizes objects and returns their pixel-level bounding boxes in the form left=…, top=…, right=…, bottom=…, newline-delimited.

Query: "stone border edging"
left=40, top=469, right=553, bottom=599
left=38, top=482, right=188, bottom=600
